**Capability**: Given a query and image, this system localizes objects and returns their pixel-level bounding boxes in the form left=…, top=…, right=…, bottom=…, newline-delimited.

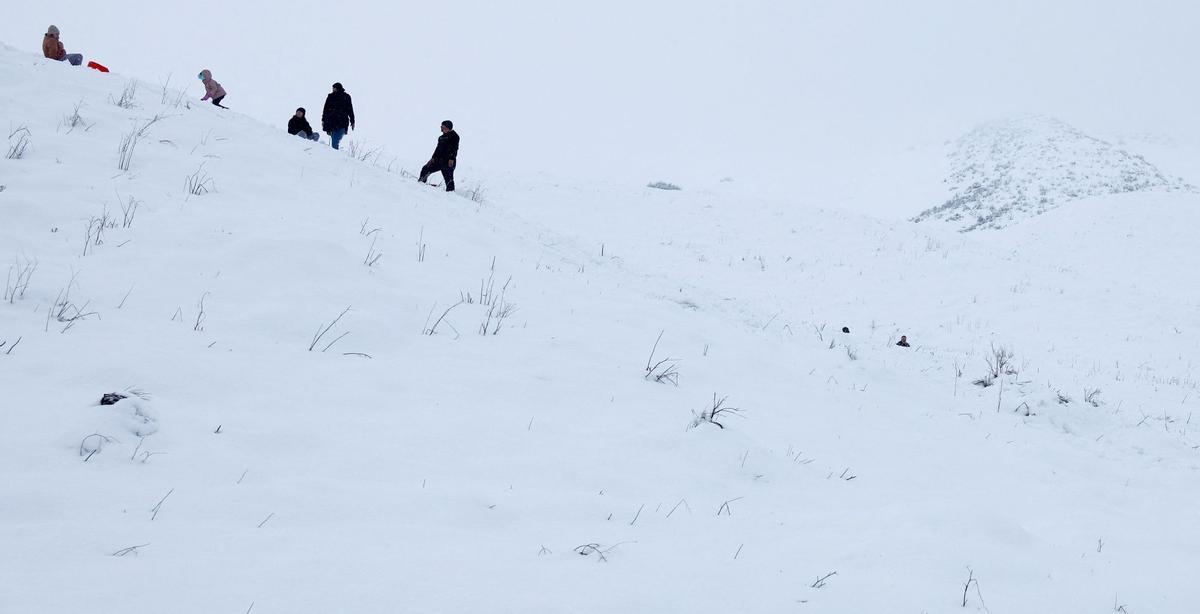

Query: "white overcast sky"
left=5, top=0, right=1196, bottom=189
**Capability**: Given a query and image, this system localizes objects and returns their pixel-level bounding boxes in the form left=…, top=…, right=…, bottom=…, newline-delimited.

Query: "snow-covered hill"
left=913, top=115, right=1193, bottom=231
left=3, top=45, right=1200, bottom=614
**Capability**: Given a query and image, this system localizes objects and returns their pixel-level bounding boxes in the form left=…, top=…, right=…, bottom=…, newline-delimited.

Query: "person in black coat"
left=321, top=83, right=355, bottom=150
left=288, top=107, right=319, bottom=142
left=419, top=120, right=460, bottom=192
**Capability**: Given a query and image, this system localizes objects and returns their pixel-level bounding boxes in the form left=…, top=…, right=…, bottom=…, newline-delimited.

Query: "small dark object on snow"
left=896, top=335, right=910, bottom=348
left=841, top=326, right=850, bottom=334
left=100, top=393, right=127, bottom=405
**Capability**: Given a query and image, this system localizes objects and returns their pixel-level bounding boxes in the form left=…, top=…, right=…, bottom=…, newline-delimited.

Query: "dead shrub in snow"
left=117, top=129, right=139, bottom=171
left=422, top=300, right=463, bottom=337
left=984, top=343, right=1016, bottom=378
left=689, top=394, right=744, bottom=429
left=478, top=298, right=517, bottom=336
left=363, top=236, right=383, bottom=267
left=79, top=432, right=119, bottom=461
left=60, top=100, right=91, bottom=133
left=119, top=195, right=141, bottom=229
left=974, top=343, right=1015, bottom=387
left=346, top=139, right=382, bottom=163
left=0, top=337, right=21, bottom=356
left=644, top=330, right=680, bottom=385
left=573, top=542, right=632, bottom=562
left=185, top=164, right=215, bottom=197
left=4, top=257, right=37, bottom=303
left=6, top=126, right=31, bottom=159
left=462, top=184, right=486, bottom=204
left=1083, top=388, right=1102, bottom=407
left=647, top=181, right=682, bottom=191
left=82, top=207, right=119, bottom=256
left=45, top=273, right=97, bottom=333
left=309, top=306, right=352, bottom=351
left=135, top=113, right=166, bottom=139
left=358, top=217, right=382, bottom=237
left=110, top=80, right=139, bottom=109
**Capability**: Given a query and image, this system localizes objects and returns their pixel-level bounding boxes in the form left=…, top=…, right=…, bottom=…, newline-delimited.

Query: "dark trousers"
left=211, top=96, right=227, bottom=109
left=419, top=160, right=455, bottom=191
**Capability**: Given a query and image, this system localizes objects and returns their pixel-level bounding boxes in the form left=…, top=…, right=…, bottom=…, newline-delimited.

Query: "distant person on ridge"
left=418, top=120, right=460, bottom=192
left=198, top=70, right=227, bottom=108
left=288, top=107, right=319, bottom=142
left=321, top=83, right=355, bottom=150
left=896, top=335, right=911, bottom=348
left=43, top=25, right=83, bottom=66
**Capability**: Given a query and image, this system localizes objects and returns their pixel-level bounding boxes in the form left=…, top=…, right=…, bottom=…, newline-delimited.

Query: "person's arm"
left=56, top=41, right=66, bottom=60
left=347, top=97, right=356, bottom=130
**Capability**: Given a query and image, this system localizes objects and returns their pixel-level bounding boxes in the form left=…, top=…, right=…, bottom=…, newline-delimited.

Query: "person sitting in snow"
left=418, top=120, right=460, bottom=192
left=896, top=335, right=911, bottom=347
left=288, top=107, right=319, bottom=141
left=43, top=25, right=83, bottom=66
left=198, top=69, right=227, bottom=108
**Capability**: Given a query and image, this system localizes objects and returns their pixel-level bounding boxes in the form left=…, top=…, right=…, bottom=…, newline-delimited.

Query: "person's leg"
left=418, top=162, right=435, bottom=183
left=211, top=96, right=227, bottom=108
left=443, top=163, right=455, bottom=192
left=65, top=54, right=83, bottom=66
left=307, top=132, right=320, bottom=142
left=330, top=129, right=345, bottom=149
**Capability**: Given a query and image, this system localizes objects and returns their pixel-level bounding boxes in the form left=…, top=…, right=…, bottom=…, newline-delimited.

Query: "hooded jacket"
left=321, top=90, right=355, bottom=133
left=43, top=34, right=66, bottom=61
left=288, top=115, right=315, bottom=136
left=199, top=70, right=227, bottom=101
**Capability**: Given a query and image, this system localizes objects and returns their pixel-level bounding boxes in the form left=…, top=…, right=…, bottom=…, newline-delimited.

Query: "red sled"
left=87, top=61, right=109, bottom=73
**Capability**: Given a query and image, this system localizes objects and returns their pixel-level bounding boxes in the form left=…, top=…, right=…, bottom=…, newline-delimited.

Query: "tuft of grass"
left=110, top=80, right=139, bottom=109
left=6, top=126, right=31, bottom=159
left=690, top=394, right=744, bottom=429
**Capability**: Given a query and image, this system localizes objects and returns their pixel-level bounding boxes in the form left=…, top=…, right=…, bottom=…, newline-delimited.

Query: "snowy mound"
left=913, top=115, right=1192, bottom=231
left=5, top=45, right=1200, bottom=614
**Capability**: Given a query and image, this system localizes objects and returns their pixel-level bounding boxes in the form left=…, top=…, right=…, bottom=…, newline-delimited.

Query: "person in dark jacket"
left=321, top=83, right=355, bottom=150
left=288, top=108, right=319, bottom=142
left=418, top=120, right=460, bottom=192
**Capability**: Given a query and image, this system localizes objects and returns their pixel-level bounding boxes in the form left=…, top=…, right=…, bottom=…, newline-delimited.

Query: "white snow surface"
left=3, top=44, right=1200, bottom=613
left=914, top=116, right=1193, bottom=231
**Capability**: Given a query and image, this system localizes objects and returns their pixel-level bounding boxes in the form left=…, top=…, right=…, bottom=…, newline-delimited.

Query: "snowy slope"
left=912, top=116, right=1193, bottom=231
left=3, top=45, right=1200, bottom=614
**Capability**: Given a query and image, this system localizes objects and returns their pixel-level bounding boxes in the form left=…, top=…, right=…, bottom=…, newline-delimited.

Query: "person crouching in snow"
left=198, top=70, right=228, bottom=108
left=418, top=120, right=460, bottom=192
left=288, top=108, right=319, bottom=141
left=43, top=25, right=83, bottom=66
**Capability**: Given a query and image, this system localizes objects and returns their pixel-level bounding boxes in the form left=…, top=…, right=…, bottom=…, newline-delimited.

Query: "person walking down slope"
left=321, top=83, right=355, bottom=150
left=288, top=107, right=320, bottom=142
left=198, top=70, right=228, bottom=108
left=418, top=120, right=459, bottom=192
left=43, top=25, right=83, bottom=66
